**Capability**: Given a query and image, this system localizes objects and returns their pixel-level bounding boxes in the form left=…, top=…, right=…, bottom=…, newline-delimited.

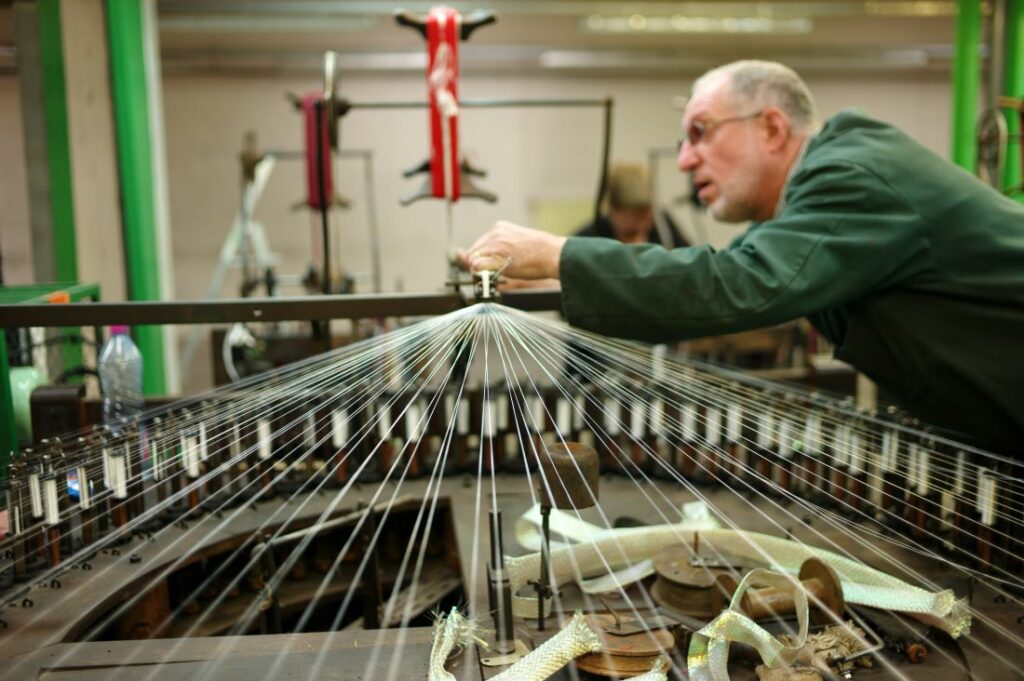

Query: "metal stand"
left=534, top=503, right=553, bottom=631
left=360, top=507, right=382, bottom=629
left=487, top=509, right=515, bottom=654
left=252, top=537, right=283, bottom=635
left=179, top=149, right=279, bottom=374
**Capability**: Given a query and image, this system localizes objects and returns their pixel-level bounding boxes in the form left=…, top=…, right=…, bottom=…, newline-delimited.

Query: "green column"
left=37, top=1, right=85, bottom=381
left=37, top=0, right=78, bottom=282
left=106, top=0, right=166, bottom=395
left=951, top=0, right=982, bottom=171
left=1004, top=0, right=1024, bottom=198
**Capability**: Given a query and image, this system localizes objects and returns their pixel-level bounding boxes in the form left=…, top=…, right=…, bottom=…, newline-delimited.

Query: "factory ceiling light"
left=155, top=1, right=960, bottom=20
left=148, top=0, right=960, bottom=76
left=160, top=14, right=378, bottom=33
left=581, top=13, right=814, bottom=34
left=538, top=47, right=936, bottom=71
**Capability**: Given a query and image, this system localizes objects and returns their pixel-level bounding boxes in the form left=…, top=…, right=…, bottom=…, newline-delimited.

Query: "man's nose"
left=677, top=141, right=699, bottom=171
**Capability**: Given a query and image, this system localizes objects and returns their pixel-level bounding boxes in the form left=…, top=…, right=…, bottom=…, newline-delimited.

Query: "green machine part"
left=950, top=0, right=982, bottom=172
left=1004, top=0, right=1024, bottom=197
left=0, top=283, right=101, bottom=478
left=106, top=0, right=167, bottom=396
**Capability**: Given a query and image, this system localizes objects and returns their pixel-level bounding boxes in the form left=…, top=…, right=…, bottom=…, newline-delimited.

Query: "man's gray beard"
left=710, top=200, right=756, bottom=223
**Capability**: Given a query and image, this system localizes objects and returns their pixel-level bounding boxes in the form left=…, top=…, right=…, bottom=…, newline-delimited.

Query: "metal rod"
left=253, top=539, right=284, bottom=635
left=348, top=97, right=611, bottom=110
left=488, top=509, right=502, bottom=571
left=315, top=99, right=332, bottom=295
left=488, top=509, right=515, bottom=654
left=361, top=507, right=383, bottom=629
left=262, top=148, right=373, bottom=160
left=594, top=96, right=614, bottom=225
left=537, top=503, right=551, bottom=631
left=0, top=290, right=561, bottom=327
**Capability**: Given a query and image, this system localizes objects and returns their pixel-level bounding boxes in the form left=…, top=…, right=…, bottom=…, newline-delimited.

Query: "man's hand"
left=458, top=221, right=567, bottom=280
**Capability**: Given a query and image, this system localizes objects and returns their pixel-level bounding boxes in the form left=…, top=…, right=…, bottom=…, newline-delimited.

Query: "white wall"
left=0, top=68, right=952, bottom=388
left=162, top=71, right=952, bottom=296
left=0, top=75, right=32, bottom=285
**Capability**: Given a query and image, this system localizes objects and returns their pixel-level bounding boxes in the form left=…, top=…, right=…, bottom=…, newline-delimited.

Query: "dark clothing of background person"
left=574, top=213, right=691, bottom=249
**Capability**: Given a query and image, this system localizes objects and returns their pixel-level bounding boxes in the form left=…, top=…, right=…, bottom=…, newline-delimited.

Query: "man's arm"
left=559, top=161, right=929, bottom=343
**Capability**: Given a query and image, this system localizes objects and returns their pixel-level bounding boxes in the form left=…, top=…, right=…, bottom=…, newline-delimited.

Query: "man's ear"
left=761, top=107, right=791, bottom=152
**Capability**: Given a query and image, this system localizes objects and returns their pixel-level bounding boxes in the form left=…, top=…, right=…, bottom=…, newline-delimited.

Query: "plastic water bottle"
left=98, top=325, right=144, bottom=436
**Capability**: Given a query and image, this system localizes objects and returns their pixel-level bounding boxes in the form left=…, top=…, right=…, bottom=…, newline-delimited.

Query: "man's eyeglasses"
left=679, top=110, right=764, bottom=149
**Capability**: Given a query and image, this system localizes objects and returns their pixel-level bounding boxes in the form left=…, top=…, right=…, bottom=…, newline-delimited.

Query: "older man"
left=462, top=60, right=1024, bottom=451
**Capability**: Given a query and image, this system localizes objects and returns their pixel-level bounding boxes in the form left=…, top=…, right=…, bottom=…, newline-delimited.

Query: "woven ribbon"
left=509, top=506, right=970, bottom=638
left=427, top=609, right=670, bottom=681
left=687, top=569, right=809, bottom=681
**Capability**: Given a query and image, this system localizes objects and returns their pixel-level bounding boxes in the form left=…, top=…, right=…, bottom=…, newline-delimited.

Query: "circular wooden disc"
left=653, top=544, right=722, bottom=589
left=651, top=544, right=740, bottom=619
left=575, top=614, right=673, bottom=677
left=798, top=557, right=845, bottom=624
left=586, top=614, right=674, bottom=656
left=576, top=652, right=667, bottom=677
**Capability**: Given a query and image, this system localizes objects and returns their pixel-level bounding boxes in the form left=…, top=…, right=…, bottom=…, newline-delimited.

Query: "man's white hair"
left=692, top=60, right=818, bottom=134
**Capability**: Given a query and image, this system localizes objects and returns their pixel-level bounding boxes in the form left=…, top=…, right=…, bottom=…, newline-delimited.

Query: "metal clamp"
left=475, top=270, right=498, bottom=301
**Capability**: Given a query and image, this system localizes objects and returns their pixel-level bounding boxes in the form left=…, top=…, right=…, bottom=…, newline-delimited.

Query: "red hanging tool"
left=426, top=6, right=461, bottom=201
left=300, top=92, right=333, bottom=210
left=396, top=7, right=496, bottom=206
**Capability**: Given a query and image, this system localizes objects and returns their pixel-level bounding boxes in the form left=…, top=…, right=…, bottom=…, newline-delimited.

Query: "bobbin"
left=536, top=442, right=600, bottom=510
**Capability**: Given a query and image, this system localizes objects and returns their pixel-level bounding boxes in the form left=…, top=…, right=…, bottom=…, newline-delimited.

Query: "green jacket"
left=560, top=110, right=1024, bottom=451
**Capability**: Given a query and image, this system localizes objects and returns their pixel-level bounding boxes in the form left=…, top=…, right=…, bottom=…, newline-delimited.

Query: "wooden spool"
left=709, top=557, right=845, bottom=624
left=575, top=613, right=674, bottom=678
left=537, top=442, right=600, bottom=510
left=649, top=544, right=740, bottom=620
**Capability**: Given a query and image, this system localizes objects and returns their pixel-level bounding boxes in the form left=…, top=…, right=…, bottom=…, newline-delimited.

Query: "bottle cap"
left=110, top=325, right=129, bottom=335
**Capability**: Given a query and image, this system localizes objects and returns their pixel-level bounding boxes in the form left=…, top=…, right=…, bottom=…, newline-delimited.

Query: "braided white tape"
left=508, top=508, right=970, bottom=637
left=491, top=611, right=601, bottom=681
left=428, top=608, right=472, bottom=681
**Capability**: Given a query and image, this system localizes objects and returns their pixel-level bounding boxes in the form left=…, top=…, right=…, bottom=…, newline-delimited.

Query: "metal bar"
left=315, top=100, right=332, bottom=294
left=951, top=0, right=982, bottom=172
left=537, top=503, right=550, bottom=630
left=348, top=97, right=611, bottom=109
left=106, top=0, right=167, bottom=395
left=263, top=148, right=373, bottom=161
left=487, top=508, right=515, bottom=654
left=594, top=96, right=614, bottom=224
left=0, top=290, right=561, bottom=328
left=361, top=508, right=382, bottom=629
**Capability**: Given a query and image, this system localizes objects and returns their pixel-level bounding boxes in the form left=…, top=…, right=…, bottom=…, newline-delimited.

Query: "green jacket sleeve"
left=559, top=161, right=931, bottom=343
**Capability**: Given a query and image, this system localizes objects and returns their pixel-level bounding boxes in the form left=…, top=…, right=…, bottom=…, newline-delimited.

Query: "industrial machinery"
left=2, top=7, right=1023, bottom=681
left=1, top=279, right=1022, bottom=680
